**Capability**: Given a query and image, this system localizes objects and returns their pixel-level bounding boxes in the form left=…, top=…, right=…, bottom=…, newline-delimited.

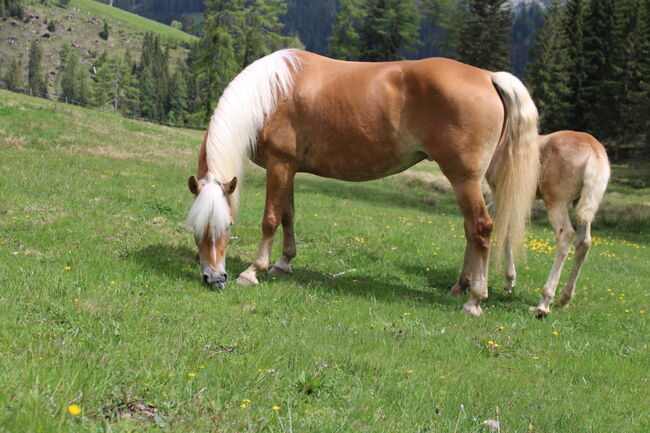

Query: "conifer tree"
left=420, top=0, right=465, bottom=58
left=4, top=58, right=23, bottom=91
left=328, top=0, right=365, bottom=60
left=582, top=0, right=619, bottom=143
left=526, top=0, right=571, bottom=132
left=28, top=40, right=47, bottom=97
left=458, top=0, right=512, bottom=71
left=168, top=60, right=189, bottom=125
left=358, top=0, right=420, bottom=61
left=564, top=0, right=589, bottom=131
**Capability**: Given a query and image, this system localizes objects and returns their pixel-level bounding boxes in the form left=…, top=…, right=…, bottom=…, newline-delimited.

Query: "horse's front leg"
left=236, top=162, right=296, bottom=286
left=269, top=185, right=296, bottom=276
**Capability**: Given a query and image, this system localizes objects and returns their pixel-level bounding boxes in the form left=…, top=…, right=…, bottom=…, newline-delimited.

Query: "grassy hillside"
left=70, top=0, right=195, bottom=44
left=0, top=89, right=648, bottom=432
left=0, top=0, right=195, bottom=93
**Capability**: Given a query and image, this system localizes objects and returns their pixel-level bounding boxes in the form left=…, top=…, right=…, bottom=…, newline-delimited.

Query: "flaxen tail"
left=490, top=72, right=540, bottom=265
left=575, top=138, right=610, bottom=225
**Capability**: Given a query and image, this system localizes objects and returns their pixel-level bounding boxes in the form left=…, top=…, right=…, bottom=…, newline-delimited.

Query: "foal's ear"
left=223, top=176, right=238, bottom=196
left=188, top=175, right=201, bottom=196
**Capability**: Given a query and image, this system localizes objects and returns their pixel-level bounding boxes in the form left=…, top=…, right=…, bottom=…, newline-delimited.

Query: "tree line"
left=2, top=0, right=648, bottom=157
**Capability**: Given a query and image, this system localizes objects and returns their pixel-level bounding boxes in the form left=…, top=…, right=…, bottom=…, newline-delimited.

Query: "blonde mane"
left=204, top=49, right=301, bottom=216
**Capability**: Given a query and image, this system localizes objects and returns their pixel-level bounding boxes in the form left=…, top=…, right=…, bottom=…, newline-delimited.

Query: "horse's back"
left=271, top=51, right=504, bottom=181
left=539, top=131, right=609, bottom=205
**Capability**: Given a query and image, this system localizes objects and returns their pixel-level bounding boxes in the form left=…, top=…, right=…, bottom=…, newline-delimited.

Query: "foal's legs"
left=453, top=181, right=493, bottom=316
left=236, top=161, right=296, bottom=286
left=557, top=221, right=592, bottom=308
left=269, top=186, right=296, bottom=276
left=535, top=204, right=575, bottom=317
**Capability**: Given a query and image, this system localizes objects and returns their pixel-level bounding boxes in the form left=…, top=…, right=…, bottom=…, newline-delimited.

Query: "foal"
left=501, top=131, right=610, bottom=316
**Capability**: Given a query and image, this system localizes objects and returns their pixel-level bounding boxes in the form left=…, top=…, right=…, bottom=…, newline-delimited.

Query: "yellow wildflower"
left=65, top=266, right=71, bottom=271
left=552, top=331, right=559, bottom=336
left=188, top=372, right=196, bottom=377
left=405, top=370, right=414, bottom=374
left=68, top=404, right=81, bottom=416
left=272, top=405, right=281, bottom=411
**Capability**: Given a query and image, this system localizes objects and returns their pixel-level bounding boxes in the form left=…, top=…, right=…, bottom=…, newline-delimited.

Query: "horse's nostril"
left=202, top=274, right=209, bottom=284
left=223, top=273, right=228, bottom=281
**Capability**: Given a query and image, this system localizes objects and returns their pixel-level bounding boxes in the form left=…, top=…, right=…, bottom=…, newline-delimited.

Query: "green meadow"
left=0, top=89, right=648, bottom=432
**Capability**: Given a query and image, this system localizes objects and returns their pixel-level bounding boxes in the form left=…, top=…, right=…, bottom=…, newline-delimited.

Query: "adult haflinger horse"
left=186, top=49, right=540, bottom=316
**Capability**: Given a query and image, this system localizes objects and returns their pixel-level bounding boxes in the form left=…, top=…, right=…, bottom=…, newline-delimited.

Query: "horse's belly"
left=298, top=137, right=426, bottom=181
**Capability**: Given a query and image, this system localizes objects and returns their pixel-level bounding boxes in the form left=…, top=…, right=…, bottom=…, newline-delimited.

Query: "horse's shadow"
left=126, top=243, right=473, bottom=308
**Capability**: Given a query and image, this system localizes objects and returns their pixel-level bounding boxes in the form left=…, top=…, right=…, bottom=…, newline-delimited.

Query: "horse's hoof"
left=448, top=284, right=465, bottom=297
left=503, top=287, right=514, bottom=294
left=268, top=263, right=292, bottom=276
left=534, top=306, right=550, bottom=319
left=461, top=303, right=483, bottom=317
left=236, top=274, right=258, bottom=286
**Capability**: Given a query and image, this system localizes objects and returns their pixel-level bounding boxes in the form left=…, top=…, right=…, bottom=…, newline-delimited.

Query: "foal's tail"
left=490, top=72, right=540, bottom=265
left=575, top=137, right=610, bottom=225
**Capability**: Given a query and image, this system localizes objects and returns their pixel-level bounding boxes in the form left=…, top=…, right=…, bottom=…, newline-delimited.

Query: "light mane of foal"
left=187, top=49, right=540, bottom=316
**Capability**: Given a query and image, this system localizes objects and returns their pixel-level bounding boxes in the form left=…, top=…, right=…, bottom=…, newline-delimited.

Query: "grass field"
left=0, top=89, right=648, bottom=432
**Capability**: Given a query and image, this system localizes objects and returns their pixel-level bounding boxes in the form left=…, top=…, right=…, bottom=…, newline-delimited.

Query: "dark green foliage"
left=59, top=0, right=71, bottom=6
left=328, top=0, right=365, bottom=60
left=526, top=0, right=571, bottom=132
left=188, top=0, right=300, bottom=123
left=59, top=44, right=91, bottom=105
left=564, top=0, right=589, bottom=131
left=419, top=0, right=465, bottom=58
left=3, top=58, right=23, bottom=91
left=47, top=20, right=56, bottom=32
left=328, top=0, right=420, bottom=62
left=1, top=0, right=25, bottom=19
left=458, top=0, right=512, bottom=71
left=94, top=53, right=138, bottom=115
left=358, top=0, right=420, bottom=61
left=168, top=60, right=189, bottom=125
left=99, top=21, right=110, bottom=40
left=28, top=40, right=47, bottom=97
left=138, top=32, right=170, bottom=121
left=511, top=1, right=545, bottom=77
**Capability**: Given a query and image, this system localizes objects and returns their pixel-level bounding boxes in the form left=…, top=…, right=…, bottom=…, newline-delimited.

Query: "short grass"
left=69, top=0, right=196, bottom=44
left=1, top=89, right=648, bottom=432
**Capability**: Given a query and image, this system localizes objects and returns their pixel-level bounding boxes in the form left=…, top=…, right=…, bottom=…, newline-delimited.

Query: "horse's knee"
left=262, top=216, right=281, bottom=234
left=576, top=237, right=592, bottom=251
left=472, top=214, right=493, bottom=249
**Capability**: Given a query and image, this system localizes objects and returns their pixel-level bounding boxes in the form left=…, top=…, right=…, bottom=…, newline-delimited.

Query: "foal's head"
left=187, top=172, right=238, bottom=289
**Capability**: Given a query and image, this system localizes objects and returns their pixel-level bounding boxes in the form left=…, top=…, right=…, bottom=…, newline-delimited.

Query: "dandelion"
left=498, top=326, right=505, bottom=331
left=240, top=404, right=247, bottom=408
left=65, top=266, right=71, bottom=271
left=110, top=281, right=116, bottom=285
left=405, top=369, right=414, bottom=374
left=494, top=343, right=500, bottom=348
left=188, top=372, right=196, bottom=377
left=532, top=356, right=540, bottom=360
left=552, top=331, right=559, bottom=336
left=272, top=405, right=281, bottom=411
left=68, top=404, right=82, bottom=416
left=243, top=399, right=251, bottom=403
left=487, top=340, right=494, bottom=346
left=199, top=365, right=205, bottom=369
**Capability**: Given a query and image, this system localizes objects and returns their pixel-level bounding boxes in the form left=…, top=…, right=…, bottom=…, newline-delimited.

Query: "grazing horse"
left=186, top=49, right=539, bottom=316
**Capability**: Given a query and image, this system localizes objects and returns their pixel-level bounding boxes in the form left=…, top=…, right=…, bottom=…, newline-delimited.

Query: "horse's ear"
left=188, top=175, right=201, bottom=196
left=224, top=177, right=238, bottom=196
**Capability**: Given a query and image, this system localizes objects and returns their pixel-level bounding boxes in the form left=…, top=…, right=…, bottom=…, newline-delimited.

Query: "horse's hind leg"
left=503, top=235, right=517, bottom=293
left=269, top=186, right=296, bottom=276
left=236, top=161, right=296, bottom=286
left=453, top=181, right=493, bottom=316
left=535, top=204, right=575, bottom=317
left=557, top=221, right=592, bottom=309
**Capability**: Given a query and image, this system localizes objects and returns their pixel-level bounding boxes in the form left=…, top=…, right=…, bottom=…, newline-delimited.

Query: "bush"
left=99, top=21, right=109, bottom=40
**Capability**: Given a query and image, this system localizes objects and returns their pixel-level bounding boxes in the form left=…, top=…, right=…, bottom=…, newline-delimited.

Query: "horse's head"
left=187, top=172, right=238, bottom=289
